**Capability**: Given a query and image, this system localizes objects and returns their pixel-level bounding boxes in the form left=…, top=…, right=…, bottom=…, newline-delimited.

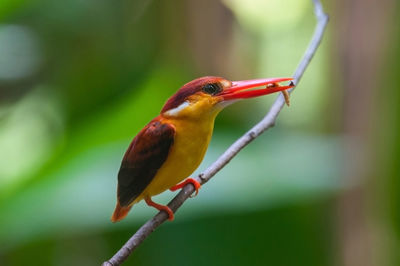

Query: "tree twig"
left=103, top=1, right=328, bottom=265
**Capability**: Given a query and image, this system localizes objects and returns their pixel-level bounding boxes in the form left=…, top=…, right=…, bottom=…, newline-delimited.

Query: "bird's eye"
left=202, top=83, right=222, bottom=95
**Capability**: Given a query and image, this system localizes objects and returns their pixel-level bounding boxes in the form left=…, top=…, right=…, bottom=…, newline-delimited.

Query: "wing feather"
left=117, top=119, right=175, bottom=206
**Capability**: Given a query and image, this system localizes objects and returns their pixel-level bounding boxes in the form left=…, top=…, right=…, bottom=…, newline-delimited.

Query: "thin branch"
left=103, top=1, right=328, bottom=265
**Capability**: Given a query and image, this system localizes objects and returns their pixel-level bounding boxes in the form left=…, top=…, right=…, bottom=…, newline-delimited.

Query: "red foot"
left=170, top=178, right=201, bottom=197
left=145, top=197, right=174, bottom=221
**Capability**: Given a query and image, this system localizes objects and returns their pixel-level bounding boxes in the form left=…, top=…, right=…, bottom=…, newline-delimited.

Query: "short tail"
left=111, top=201, right=132, bottom=223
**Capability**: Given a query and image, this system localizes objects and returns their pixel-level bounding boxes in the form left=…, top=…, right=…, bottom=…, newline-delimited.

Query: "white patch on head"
left=164, top=101, right=190, bottom=116
left=220, top=79, right=232, bottom=88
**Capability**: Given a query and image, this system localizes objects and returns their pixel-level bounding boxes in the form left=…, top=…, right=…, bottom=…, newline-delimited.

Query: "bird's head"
left=161, top=76, right=294, bottom=119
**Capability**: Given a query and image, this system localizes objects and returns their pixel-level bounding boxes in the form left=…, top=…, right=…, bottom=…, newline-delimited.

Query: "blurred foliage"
left=0, top=0, right=398, bottom=266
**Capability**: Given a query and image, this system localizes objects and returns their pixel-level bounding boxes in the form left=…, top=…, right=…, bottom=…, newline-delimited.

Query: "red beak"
left=218, top=77, right=294, bottom=101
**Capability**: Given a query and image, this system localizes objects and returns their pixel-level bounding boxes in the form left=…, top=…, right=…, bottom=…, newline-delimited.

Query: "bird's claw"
left=145, top=197, right=174, bottom=221
left=170, top=178, right=201, bottom=198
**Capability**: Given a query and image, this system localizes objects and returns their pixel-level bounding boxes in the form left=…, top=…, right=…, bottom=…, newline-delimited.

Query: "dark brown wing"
left=117, top=119, right=175, bottom=206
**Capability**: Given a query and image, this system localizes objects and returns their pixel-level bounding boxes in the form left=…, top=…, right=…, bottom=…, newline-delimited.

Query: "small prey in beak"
left=266, top=80, right=295, bottom=106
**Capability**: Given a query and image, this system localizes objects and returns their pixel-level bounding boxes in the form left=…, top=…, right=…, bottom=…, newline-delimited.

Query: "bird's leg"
left=144, top=197, right=174, bottom=221
left=169, top=178, right=201, bottom=197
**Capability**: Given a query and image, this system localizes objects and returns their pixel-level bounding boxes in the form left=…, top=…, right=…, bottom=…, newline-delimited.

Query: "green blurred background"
left=0, top=0, right=399, bottom=265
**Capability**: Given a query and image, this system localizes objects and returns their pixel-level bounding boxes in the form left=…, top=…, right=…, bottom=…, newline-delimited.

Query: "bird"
left=111, top=76, right=294, bottom=222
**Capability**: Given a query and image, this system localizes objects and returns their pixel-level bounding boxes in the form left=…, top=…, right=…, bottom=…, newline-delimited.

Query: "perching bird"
left=111, top=76, right=293, bottom=222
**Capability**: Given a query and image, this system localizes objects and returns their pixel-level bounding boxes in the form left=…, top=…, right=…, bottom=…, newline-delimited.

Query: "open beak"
left=218, top=77, right=294, bottom=101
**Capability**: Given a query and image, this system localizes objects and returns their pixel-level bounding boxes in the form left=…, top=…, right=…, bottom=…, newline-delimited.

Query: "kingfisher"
left=111, top=76, right=293, bottom=222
